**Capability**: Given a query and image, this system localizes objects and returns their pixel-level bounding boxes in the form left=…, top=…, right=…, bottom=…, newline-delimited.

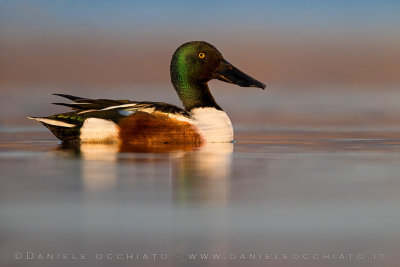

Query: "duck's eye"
left=198, top=52, right=205, bottom=59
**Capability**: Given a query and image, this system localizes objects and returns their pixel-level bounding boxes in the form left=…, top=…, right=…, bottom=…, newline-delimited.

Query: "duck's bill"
left=214, top=59, right=266, bottom=89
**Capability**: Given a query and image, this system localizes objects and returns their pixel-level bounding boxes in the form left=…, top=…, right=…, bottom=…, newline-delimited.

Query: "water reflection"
left=172, top=143, right=233, bottom=204
left=56, top=142, right=233, bottom=203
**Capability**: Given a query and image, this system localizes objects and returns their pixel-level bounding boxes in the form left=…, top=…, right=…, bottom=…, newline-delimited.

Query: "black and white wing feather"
left=52, top=94, right=191, bottom=117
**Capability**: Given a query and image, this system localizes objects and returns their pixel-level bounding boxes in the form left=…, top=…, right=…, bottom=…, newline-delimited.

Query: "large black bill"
left=214, top=59, right=266, bottom=89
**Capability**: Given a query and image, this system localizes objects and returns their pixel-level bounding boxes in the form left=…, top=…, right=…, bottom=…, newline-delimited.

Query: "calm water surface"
left=1, top=127, right=400, bottom=267
left=1, top=87, right=400, bottom=266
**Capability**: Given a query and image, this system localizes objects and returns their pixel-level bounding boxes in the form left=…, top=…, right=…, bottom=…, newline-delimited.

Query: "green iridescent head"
left=170, top=41, right=266, bottom=111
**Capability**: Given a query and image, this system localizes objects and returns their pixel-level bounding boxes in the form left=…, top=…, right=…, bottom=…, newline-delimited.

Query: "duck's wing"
left=51, top=93, right=191, bottom=117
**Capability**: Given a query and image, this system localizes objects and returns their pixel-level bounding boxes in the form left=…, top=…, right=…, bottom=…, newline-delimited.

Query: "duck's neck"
left=172, top=79, right=222, bottom=111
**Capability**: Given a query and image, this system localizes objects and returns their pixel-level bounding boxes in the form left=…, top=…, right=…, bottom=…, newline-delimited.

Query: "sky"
left=1, top=0, right=400, bottom=35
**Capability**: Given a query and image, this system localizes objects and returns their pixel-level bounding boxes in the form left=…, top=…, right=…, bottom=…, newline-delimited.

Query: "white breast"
left=190, top=108, right=233, bottom=143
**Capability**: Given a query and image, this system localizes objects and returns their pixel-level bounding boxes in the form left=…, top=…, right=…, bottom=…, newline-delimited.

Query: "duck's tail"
left=28, top=116, right=76, bottom=128
left=28, top=115, right=82, bottom=142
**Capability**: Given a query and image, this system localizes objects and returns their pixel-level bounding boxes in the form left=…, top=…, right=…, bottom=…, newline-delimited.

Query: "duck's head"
left=170, top=41, right=266, bottom=111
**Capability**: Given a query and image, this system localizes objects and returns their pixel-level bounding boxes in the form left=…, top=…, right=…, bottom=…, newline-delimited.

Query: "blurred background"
left=1, top=0, right=400, bottom=128
left=2, top=2, right=400, bottom=267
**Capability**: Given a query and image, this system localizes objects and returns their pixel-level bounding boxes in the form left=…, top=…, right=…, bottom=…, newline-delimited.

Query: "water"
left=1, top=127, right=400, bottom=267
left=1, top=86, right=400, bottom=266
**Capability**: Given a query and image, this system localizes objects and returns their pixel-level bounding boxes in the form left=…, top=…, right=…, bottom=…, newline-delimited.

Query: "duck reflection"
left=171, top=143, right=233, bottom=204
left=56, top=142, right=233, bottom=203
left=57, top=144, right=120, bottom=191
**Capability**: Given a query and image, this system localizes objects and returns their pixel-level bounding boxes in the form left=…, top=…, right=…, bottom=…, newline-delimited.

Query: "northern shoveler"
left=29, top=41, right=266, bottom=144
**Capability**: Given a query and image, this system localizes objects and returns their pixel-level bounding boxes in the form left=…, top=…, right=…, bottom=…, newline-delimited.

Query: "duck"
left=29, top=41, right=266, bottom=144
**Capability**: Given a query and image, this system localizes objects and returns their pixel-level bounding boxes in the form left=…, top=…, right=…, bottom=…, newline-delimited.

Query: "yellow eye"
left=198, top=52, right=205, bottom=58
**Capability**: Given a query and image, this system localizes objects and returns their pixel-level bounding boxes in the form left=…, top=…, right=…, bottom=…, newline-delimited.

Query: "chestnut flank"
left=118, top=112, right=203, bottom=144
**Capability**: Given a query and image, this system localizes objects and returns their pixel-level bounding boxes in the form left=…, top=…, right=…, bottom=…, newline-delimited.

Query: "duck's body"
left=34, top=95, right=233, bottom=143
left=29, top=41, right=265, bottom=144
